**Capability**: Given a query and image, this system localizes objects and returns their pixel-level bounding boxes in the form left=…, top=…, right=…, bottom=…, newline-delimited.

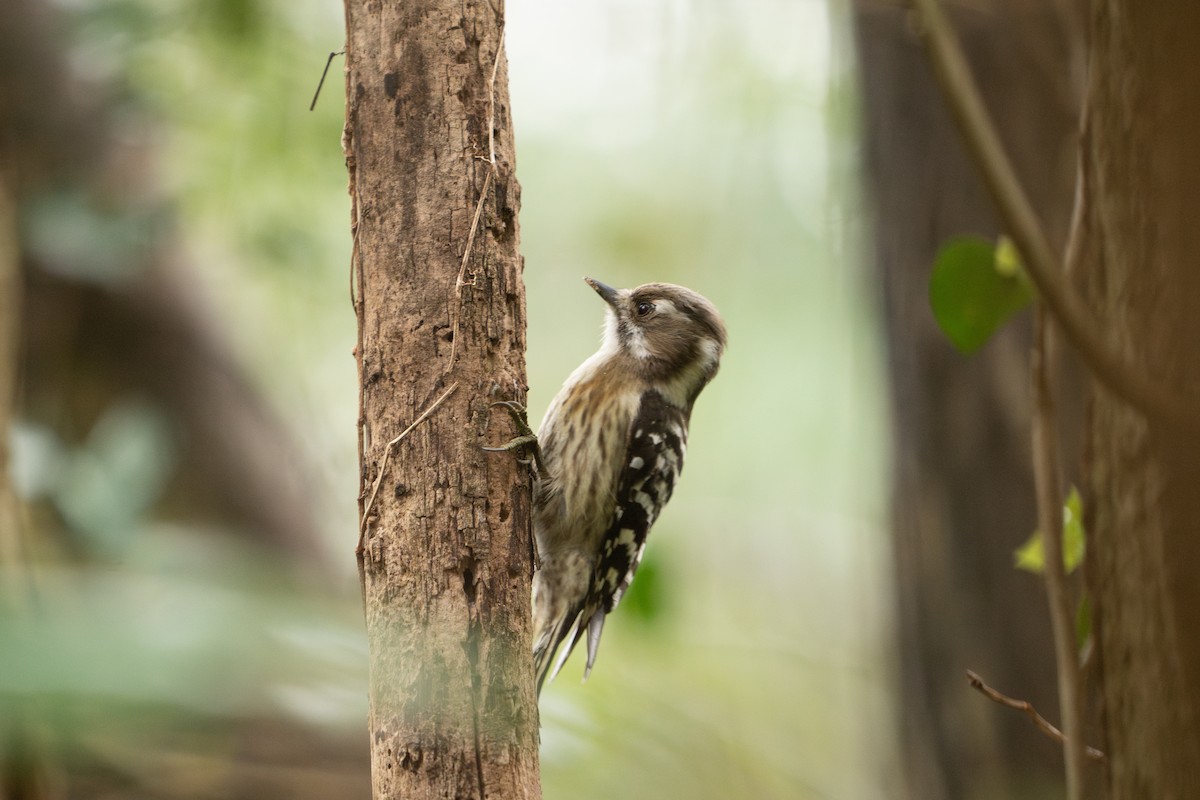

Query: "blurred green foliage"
left=6, top=0, right=892, bottom=797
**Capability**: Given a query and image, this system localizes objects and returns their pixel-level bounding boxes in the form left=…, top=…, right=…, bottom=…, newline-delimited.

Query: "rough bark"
left=1085, top=2, right=1200, bottom=795
left=852, top=2, right=1084, bottom=797
left=343, top=2, right=540, bottom=799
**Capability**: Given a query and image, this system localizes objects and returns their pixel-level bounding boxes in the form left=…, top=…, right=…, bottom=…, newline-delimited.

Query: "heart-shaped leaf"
left=930, top=236, right=1034, bottom=354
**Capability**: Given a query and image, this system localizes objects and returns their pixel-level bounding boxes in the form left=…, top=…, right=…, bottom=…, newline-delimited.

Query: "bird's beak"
left=584, top=277, right=621, bottom=308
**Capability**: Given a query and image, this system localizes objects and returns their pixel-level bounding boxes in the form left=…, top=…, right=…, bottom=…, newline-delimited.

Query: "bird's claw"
left=485, top=401, right=547, bottom=479
left=482, top=433, right=538, bottom=453
left=489, top=401, right=534, bottom=434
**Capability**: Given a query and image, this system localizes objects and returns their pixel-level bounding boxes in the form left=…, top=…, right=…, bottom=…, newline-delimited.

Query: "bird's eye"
left=636, top=301, right=655, bottom=317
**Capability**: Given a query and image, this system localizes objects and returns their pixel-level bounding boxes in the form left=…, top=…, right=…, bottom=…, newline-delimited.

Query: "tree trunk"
left=1084, top=2, right=1200, bottom=795
left=342, top=2, right=540, bottom=799
left=852, top=2, right=1084, bottom=797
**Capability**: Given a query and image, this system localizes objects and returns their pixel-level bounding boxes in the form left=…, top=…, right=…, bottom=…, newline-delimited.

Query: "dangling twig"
left=967, top=670, right=1105, bottom=762
left=310, top=50, right=345, bottom=111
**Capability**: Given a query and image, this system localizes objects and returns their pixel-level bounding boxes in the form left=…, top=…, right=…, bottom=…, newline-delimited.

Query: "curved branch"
left=911, top=0, right=1198, bottom=433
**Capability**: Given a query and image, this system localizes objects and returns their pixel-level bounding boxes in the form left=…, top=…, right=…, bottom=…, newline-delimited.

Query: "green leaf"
left=929, top=236, right=1035, bottom=354
left=1063, top=486, right=1085, bottom=573
left=993, top=235, right=1023, bottom=278
left=1013, top=487, right=1087, bottom=575
left=1014, top=532, right=1046, bottom=574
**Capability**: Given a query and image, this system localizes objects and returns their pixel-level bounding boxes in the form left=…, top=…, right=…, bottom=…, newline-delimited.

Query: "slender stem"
left=966, top=670, right=1105, bottom=761
left=911, top=0, right=1197, bottom=434
left=1032, top=305, right=1086, bottom=799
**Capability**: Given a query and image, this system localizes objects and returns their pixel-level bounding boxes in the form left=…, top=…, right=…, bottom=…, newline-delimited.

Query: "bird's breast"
left=535, top=370, right=642, bottom=554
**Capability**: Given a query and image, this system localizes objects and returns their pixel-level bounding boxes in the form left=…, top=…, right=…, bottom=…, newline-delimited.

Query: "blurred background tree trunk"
left=1, top=0, right=368, bottom=796
left=1084, top=2, right=1200, bottom=794
left=851, top=1, right=1086, bottom=796
left=343, top=1, right=540, bottom=797
left=0, top=125, right=48, bottom=800
left=4, top=0, right=332, bottom=566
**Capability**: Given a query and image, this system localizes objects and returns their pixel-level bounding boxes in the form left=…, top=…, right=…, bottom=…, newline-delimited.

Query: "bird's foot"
left=484, top=401, right=548, bottom=480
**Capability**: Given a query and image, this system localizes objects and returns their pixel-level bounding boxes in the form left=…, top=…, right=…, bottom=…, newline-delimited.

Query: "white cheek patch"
left=697, top=336, right=721, bottom=372
left=627, top=325, right=651, bottom=360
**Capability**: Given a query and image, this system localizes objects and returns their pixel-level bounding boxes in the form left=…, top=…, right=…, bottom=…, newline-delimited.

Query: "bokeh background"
left=2, top=0, right=899, bottom=797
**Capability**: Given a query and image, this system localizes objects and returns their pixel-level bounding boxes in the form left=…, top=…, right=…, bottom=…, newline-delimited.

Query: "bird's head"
left=586, top=277, right=726, bottom=403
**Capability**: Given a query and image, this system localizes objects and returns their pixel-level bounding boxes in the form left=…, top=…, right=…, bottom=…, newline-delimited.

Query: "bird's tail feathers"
left=534, top=602, right=607, bottom=695
left=582, top=609, right=606, bottom=679
left=534, top=606, right=579, bottom=696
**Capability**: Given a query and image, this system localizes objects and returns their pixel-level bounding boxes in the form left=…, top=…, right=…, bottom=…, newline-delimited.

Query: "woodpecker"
left=489, top=278, right=726, bottom=694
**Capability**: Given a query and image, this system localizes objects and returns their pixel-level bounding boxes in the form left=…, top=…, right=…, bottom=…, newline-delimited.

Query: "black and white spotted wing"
left=581, top=390, right=688, bottom=675
left=597, top=392, right=687, bottom=607
left=540, top=390, right=690, bottom=686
